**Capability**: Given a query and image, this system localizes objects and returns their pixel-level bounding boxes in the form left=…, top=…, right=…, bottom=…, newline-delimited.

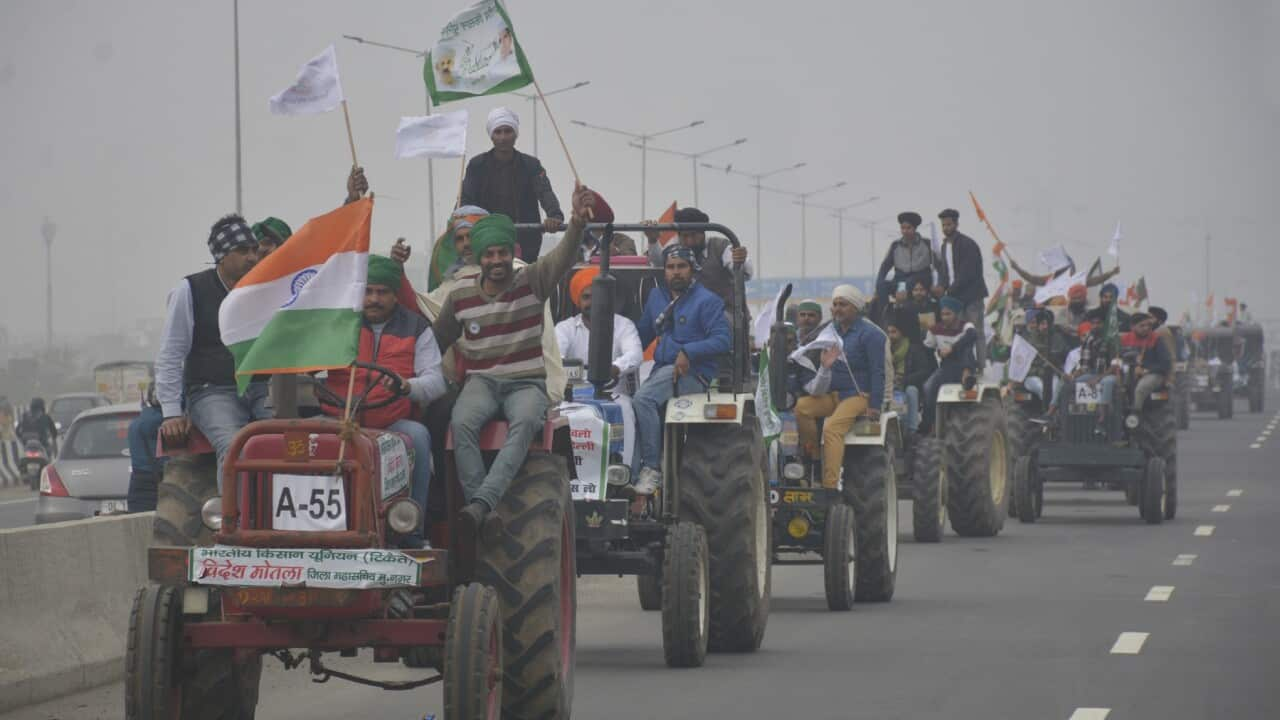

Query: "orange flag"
left=656, top=201, right=678, bottom=247
left=969, top=191, right=987, bottom=223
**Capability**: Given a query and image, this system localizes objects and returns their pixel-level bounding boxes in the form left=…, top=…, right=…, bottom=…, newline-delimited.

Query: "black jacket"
left=935, top=232, right=989, bottom=305
left=902, top=341, right=937, bottom=390
left=459, top=149, right=563, bottom=259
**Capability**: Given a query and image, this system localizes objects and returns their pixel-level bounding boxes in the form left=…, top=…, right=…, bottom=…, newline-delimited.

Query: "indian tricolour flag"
left=219, top=198, right=371, bottom=391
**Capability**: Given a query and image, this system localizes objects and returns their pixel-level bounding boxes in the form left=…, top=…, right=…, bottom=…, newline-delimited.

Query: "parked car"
left=36, top=403, right=138, bottom=524
left=48, top=392, right=112, bottom=433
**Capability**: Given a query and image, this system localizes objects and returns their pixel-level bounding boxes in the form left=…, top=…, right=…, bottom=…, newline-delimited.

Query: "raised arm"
left=527, top=185, right=593, bottom=299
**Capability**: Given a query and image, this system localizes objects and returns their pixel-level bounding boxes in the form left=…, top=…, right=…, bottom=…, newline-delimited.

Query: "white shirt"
left=155, top=276, right=225, bottom=418
left=554, top=313, right=643, bottom=376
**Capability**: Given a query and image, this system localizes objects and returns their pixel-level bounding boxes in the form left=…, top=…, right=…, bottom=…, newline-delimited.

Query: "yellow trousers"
left=794, top=392, right=869, bottom=489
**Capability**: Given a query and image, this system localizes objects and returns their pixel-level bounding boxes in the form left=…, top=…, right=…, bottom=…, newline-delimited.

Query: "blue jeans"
left=450, top=375, right=550, bottom=512
left=187, top=383, right=271, bottom=488
left=387, top=418, right=431, bottom=542
left=632, top=364, right=705, bottom=474
left=894, top=387, right=920, bottom=432
left=127, top=406, right=165, bottom=512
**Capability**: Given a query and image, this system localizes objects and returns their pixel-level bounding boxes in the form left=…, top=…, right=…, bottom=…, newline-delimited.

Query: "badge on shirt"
left=468, top=320, right=481, bottom=336
left=678, top=315, right=687, bottom=324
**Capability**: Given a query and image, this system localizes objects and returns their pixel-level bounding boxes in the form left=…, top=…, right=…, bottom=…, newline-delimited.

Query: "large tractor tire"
left=1140, top=456, right=1167, bottom=525
left=1012, top=455, right=1040, bottom=524
left=477, top=452, right=576, bottom=720
left=823, top=503, right=857, bottom=611
left=1003, top=398, right=1038, bottom=518
left=125, top=585, right=261, bottom=720
left=152, top=455, right=219, bottom=548
left=910, top=437, right=944, bottom=543
left=1217, top=384, right=1233, bottom=419
left=443, top=583, right=503, bottom=720
left=1139, top=403, right=1179, bottom=520
left=842, top=445, right=898, bottom=603
left=636, top=573, right=662, bottom=612
left=942, top=399, right=1009, bottom=537
left=661, top=521, right=710, bottom=668
left=1175, top=374, right=1191, bottom=430
left=679, top=420, right=770, bottom=653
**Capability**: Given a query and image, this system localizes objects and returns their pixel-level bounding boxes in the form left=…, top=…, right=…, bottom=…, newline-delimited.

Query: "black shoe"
left=962, top=373, right=978, bottom=391
left=457, top=501, right=487, bottom=543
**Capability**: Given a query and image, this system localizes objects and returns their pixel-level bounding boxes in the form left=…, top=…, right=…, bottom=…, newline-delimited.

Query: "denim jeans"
left=127, top=406, right=165, bottom=512
left=187, top=382, right=271, bottom=488
left=450, top=375, right=550, bottom=512
left=631, top=364, right=705, bottom=475
left=894, top=387, right=920, bottom=432
left=1025, top=376, right=1064, bottom=410
left=387, top=418, right=432, bottom=543
left=1133, top=373, right=1165, bottom=413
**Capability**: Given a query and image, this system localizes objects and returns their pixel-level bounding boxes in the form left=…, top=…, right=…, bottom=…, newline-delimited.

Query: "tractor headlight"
left=787, top=515, right=811, bottom=539
left=201, top=497, right=223, bottom=531
left=783, top=462, right=805, bottom=482
left=606, top=464, right=631, bottom=487
left=387, top=498, right=422, bottom=535
left=1125, top=414, right=1140, bottom=429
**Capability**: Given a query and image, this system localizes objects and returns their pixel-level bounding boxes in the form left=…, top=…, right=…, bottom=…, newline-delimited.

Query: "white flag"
left=752, top=284, right=788, bottom=347
left=1038, top=244, right=1073, bottom=274
left=1108, top=221, right=1122, bottom=257
left=788, top=322, right=842, bottom=373
left=395, top=111, right=469, bottom=159
left=1034, top=269, right=1088, bottom=304
left=1007, top=334, right=1038, bottom=383
left=269, top=45, right=345, bottom=116
left=1063, top=347, right=1081, bottom=376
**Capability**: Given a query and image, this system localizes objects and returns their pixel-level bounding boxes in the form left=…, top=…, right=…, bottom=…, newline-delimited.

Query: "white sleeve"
left=408, top=330, right=448, bottom=406
left=155, top=280, right=194, bottom=418
left=720, top=244, right=753, bottom=280
left=613, top=316, right=644, bottom=374
left=554, top=318, right=574, bottom=360
left=924, top=330, right=938, bottom=350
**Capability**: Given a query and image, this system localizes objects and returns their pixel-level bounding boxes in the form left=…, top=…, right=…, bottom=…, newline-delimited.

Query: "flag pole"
left=530, top=77, right=580, bottom=185
left=341, top=100, right=359, bottom=168
left=336, top=362, right=358, bottom=467
left=455, top=154, right=467, bottom=209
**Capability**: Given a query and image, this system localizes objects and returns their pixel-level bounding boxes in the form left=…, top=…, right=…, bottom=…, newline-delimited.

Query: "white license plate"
left=98, top=499, right=128, bottom=515
left=1074, top=383, right=1101, bottom=405
left=272, top=474, right=347, bottom=531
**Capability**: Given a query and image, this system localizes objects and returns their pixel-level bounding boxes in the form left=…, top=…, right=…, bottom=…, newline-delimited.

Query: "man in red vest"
left=325, top=256, right=447, bottom=548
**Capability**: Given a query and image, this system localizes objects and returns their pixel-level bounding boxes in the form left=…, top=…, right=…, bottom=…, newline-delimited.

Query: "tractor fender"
left=937, top=382, right=1003, bottom=405
left=842, top=410, right=903, bottom=449
left=664, top=392, right=752, bottom=425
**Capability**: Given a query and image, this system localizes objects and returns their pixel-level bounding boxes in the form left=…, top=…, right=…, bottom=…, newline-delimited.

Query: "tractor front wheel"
left=910, top=437, right=944, bottom=543
left=942, top=399, right=1009, bottom=537
left=843, top=445, right=898, bottom=602
left=823, top=503, right=857, bottom=611
left=637, top=573, right=662, bottom=612
left=661, top=521, right=710, bottom=667
left=1141, top=456, right=1167, bottom=525
left=443, top=583, right=503, bottom=720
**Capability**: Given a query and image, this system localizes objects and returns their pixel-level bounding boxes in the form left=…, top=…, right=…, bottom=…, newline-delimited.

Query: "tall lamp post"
left=761, top=181, right=847, bottom=277
left=700, top=160, right=806, bottom=277
left=41, top=217, right=55, bottom=349
left=630, top=137, right=747, bottom=206
left=570, top=118, right=704, bottom=217
left=850, top=214, right=899, bottom=279
left=232, top=0, right=243, bottom=215
left=803, top=195, right=880, bottom=277
left=512, top=81, right=590, bottom=157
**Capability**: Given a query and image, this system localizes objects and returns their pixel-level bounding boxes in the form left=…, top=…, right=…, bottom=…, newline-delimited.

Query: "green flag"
left=424, top=0, right=535, bottom=105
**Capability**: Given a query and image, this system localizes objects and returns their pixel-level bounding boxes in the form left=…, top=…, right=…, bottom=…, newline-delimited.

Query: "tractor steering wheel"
left=314, top=361, right=410, bottom=413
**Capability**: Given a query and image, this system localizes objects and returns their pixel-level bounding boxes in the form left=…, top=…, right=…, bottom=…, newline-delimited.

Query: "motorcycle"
left=19, top=433, right=49, bottom=492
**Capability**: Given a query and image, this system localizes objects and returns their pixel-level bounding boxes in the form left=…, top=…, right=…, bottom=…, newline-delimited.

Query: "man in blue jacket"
left=632, top=244, right=731, bottom=494
left=794, top=284, right=887, bottom=489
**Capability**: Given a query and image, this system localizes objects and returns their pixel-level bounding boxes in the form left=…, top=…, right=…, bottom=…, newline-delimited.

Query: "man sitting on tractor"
left=433, top=185, right=595, bottom=534
left=324, top=256, right=447, bottom=548
left=920, top=296, right=980, bottom=434
left=1021, top=308, right=1077, bottom=413
left=793, top=285, right=887, bottom=490
left=1086, top=282, right=1132, bottom=332
left=795, top=299, right=824, bottom=345
left=1122, top=311, right=1173, bottom=415
left=643, top=207, right=752, bottom=312
left=631, top=244, right=732, bottom=495
left=886, top=318, right=935, bottom=435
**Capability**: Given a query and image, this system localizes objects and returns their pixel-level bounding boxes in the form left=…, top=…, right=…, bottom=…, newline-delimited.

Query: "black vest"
left=184, top=268, right=236, bottom=389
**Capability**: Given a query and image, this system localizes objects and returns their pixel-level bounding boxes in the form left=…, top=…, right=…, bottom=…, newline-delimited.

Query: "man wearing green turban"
left=252, top=216, right=292, bottom=258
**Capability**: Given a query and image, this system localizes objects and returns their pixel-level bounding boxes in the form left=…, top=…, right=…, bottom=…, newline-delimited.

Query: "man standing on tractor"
left=795, top=299, right=824, bottom=345
left=642, top=207, right=752, bottom=311
left=934, top=208, right=990, bottom=369
left=631, top=244, right=732, bottom=495
left=155, top=215, right=268, bottom=481
left=459, top=107, right=564, bottom=262
left=874, top=212, right=935, bottom=320
left=920, top=296, right=980, bottom=434
left=1085, top=282, right=1132, bottom=332
left=1122, top=312, right=1173, bottom=415
left=324, top=256, right=447, bottom=548
left=793, top=285, right=887, bottom=489
left=433, top=185, right=595, bottom=534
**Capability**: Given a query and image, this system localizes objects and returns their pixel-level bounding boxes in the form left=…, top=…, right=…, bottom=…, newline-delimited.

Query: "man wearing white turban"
left=460, top=106, right=564, bottom=261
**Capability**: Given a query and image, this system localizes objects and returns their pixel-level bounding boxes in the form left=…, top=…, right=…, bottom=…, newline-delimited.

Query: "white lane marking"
left=1195, top=525, right=1216, bottom=536
left=1069, top=710, right=1111, bottom=720
left=1227, top=489, right=1243, bottom=497
left=1250, top=443, right=1262, bottom=449
left=0, top=496, right=37, bottom=507
left=1256, top=437, right=1267, bottom=444
left=1145, top=585, right=1175, bottom=602
left=1110, top=632, right=1149, bottom=654
left=1173, top=554, right=1197, bottom=566
left=1212, top=504, right=1231, bottom=513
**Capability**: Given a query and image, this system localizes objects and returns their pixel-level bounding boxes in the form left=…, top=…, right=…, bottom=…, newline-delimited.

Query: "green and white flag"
left=218, top=199, right=371, bottom=392
left=424, top=0, right=534, bottom=105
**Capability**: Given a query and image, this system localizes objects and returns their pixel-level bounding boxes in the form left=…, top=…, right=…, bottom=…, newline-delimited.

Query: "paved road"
left=6, top=397, right=1279, bottom=720
left=0, top=490, right=36, bottom=530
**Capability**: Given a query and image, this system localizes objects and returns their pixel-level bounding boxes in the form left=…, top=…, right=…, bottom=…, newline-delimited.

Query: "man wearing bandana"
left=630, top=244, right=732, bottom=495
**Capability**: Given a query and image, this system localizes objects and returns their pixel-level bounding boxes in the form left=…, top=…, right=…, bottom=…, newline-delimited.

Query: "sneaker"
left=633, top=467, right=662, bottom=495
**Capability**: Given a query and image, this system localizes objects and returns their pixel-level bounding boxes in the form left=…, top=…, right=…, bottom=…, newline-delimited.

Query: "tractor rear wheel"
left=942, top=399, right=1008, bottom=537
left=823, top=503, right=857, bottom=611
left=910, top=437, right=944, bottom=543
left=477, top=452, right=575, bottom=719
left=1141, top=456, right=1167, bottom=524
left=1139, top=403, right=1179, bottom=520
left=637, top=573, right=662, bottom=612
left=679, top=420, right=770, bottom=653
left=661, top=521, right=710, bottom=668
left=1012, top=455, right=1039, bottom=523
left=443, top=583, right=502, bottom=720
left=842, top=445, right=898, bottom=602
left=153, top=455, right=218, bottom=548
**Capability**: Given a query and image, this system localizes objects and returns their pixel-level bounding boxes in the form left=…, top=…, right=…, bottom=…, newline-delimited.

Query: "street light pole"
left=513, top=81, right=590, bottom=159
left=41, top=218, right=55, bottom=349
left=701, top=160, right=806, bottom=277
left=633, top=137, right=748, bottom=206
left=804, top=195, right=879, bottom=277
left=761, top=181, right=847, bottom=277
left=571, top=118, right=704, bottom=217
left=233, top=0, right=243, bottom=215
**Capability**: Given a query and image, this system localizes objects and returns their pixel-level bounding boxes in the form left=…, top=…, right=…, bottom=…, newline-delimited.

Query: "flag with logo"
left=1133, top=276, right=1148, bottom=306
left=425, top=0, right=534, bottom=104
left=753, top=284, right=789, bottom=444
left=219, top=199, right=372, bottom=391
left=1007, top=334, right=1037, bottom=383
left=269, top=45, right=346, bottom=116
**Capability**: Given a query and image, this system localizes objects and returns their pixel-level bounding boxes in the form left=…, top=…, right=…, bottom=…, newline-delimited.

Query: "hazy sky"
left=2, top=0, right=1278, bottom=343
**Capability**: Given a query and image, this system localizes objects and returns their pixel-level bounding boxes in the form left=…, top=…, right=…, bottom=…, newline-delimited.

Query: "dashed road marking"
left=1173, top=554, right=1197, bottom=566
left=1257, top=437, right=1268, bottom=443
left=1194, top=525, right=1216, bottom=537
left=0, top=496, right=37, bottom=507
left=1212, top=504, right=1231, bottom=513
left=1145, top=585, right=1175, bottom=602
left=1250, top=443, right=1262, bottom=449
left=1227, top=489, right=1243, bottom=497
left=1110, top=632, right=1149, bottom=654
left=1069, top=710, right=1111, bottom=720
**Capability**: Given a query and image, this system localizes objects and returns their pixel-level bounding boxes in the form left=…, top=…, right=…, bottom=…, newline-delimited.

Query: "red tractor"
left=127, top=363, right=577, bottom=719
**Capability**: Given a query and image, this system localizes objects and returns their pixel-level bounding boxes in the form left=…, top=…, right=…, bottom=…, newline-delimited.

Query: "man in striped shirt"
left=434, top=185, right=594, bottom=532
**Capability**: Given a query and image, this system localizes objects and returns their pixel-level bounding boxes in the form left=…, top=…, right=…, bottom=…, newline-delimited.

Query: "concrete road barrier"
left=0, top=512, right=152, bottom=711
